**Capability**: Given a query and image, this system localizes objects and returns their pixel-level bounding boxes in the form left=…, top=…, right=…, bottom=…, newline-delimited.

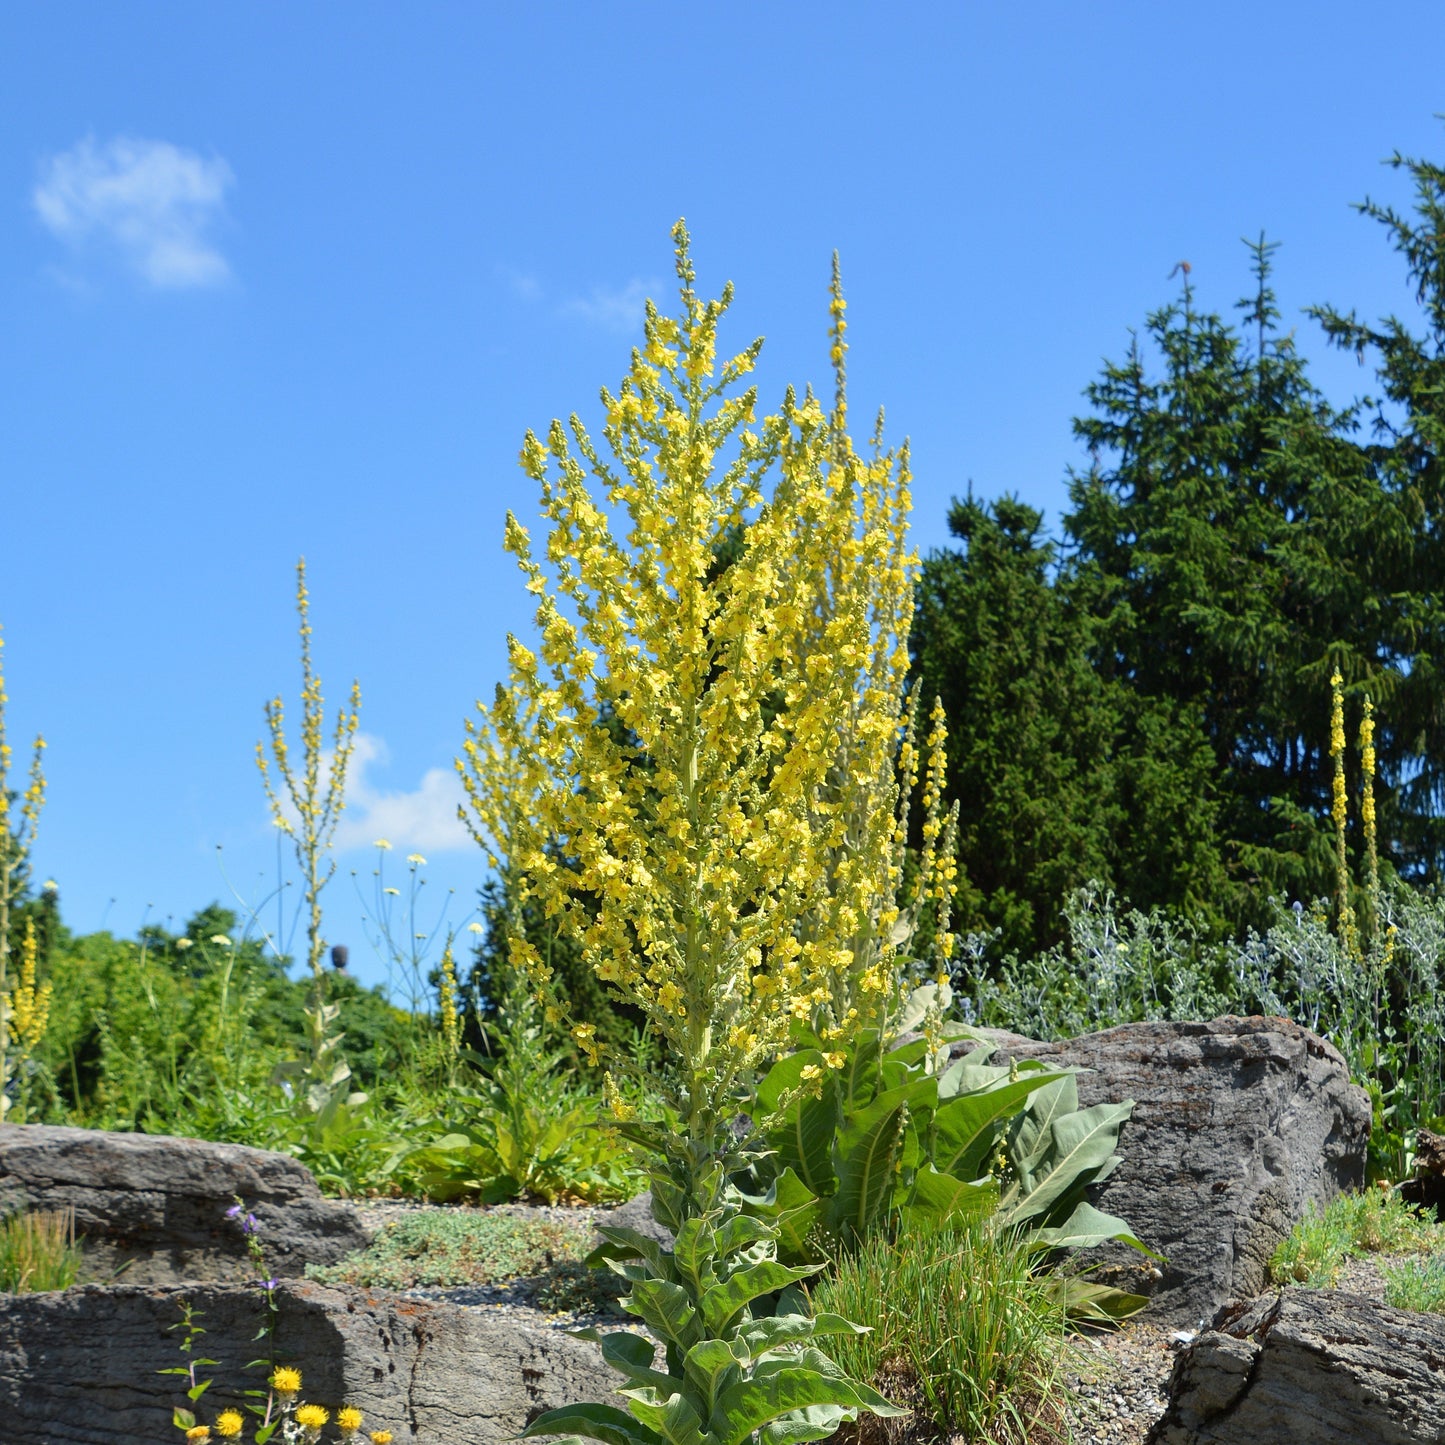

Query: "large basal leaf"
left=1042, top=1275, right=1151, bottom=1322
left=757, top=1050, right=839, bottom=1196
left=626, top=1390, right=707, bottom=1445
left=627, top=1278, right=701, bottom=1350
left=710, top=1350, right=905, bottom=1445
left=828, top=1082, right=931, bottom=1245
left=757, top=1403, right=855, bottom=1445
left=521, top=1401, right=664, bottom=1445
left=1008, top=1073, right=1081, bottom=1189
left=904, top=1164, right=998, bottom=1228
left=1027, top=1200, right=1160, bottom=1258
left=574, top=1328, right=674, bottom=1394
left=738, top=1167, right=824, bottom=1265
left=698, top=1260, right=818, bottom=1335
left=929, top=1072, right=1071, bottom=1182
left=1003, top=1099, right=1133, bottom=1227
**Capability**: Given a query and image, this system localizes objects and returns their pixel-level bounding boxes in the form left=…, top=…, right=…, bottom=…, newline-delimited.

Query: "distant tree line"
left=913, top=147, right=1445, bottom=957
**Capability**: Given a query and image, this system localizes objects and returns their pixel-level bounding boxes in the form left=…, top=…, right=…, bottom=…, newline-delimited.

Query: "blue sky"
left=3, top=3, right=1443, bottom=994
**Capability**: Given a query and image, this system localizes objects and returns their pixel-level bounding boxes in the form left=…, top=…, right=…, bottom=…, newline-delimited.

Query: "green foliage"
left=811, top=1222, right=1073, bottom=1444
left=529, top=1179, right=904, bottom=1445
left=912, top=495, right=1222, bottom=957
left=915, top=164, right=1445, bottom=954
left=0, top=1207, right=85, bottom=1293
left=740, top=1016, right=1149, bottom=1321
left=307, top=1209, right=595, bottom=1290
left=1383, top=1253, right=1445, bottom=1313
left=1271, top=1187, right=1444, bottom=1289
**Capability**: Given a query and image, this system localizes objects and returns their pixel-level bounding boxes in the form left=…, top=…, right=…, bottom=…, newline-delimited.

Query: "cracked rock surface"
left=1148, top=1288, right=1445, bottom=1444
left=0, top=1125, right=371, bottom=1283
left=982, top=1017, right=1372, bottom=1326
left=0, top=1279, right=621, bottom=1445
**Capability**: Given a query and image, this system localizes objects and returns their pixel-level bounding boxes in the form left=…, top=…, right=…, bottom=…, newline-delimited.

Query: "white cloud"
left=558, top=277, right=662, bottom=334
left=326, top=734, right=472, bottom=854
left=34, top=135, right=234, bottom=289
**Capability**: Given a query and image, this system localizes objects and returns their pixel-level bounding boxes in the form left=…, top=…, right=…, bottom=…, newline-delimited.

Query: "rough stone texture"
left=0, top=1279, right=623, bottom=1445
left=1147, top=1288, right=1445, bottom=1444
left=0, top=1125, right=371, bottom=1283
left=979, top=1016, right=1371, bottom=1326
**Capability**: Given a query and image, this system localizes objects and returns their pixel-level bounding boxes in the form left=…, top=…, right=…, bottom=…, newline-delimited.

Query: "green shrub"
left=810, top=1222, right=1072, bottom=1445
left=0, top=1208, right=85, bottom=1292
left=1383, top=1253, right=1445, bottom=1312
left=1270, top=1187, right=1444, bottom=1288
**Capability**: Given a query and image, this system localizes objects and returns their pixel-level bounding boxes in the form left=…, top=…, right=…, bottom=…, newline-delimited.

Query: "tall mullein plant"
left=257, top=560, right=363, bottom=1114
left=0, top=629, right=46, bottom=1122
left=463, top=225, right=906, bottom=1445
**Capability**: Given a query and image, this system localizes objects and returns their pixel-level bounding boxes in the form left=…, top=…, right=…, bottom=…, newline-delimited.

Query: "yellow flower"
left=270, top=1366, right=302, bottom=1399
left=374, top=838, right=392, bottom=849
left=337, top=1404, right=364, bottom=1436
left=209, top=934, right=233, bottom=948
left=406, top=852, right=427, bottom=866
left=370, top=1433, right=394, bottom=1445
left=186, top=1429, right=211, bottom=1443
left=175, top=937, right=194, bottom=950
left=215, top=1412, right=244, bottom=1439
left=295, top=1404, right=329, bottom=1429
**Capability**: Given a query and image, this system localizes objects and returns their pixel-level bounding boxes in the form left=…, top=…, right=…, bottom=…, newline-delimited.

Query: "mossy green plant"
left=306, top=1209, right=595, bottom=1292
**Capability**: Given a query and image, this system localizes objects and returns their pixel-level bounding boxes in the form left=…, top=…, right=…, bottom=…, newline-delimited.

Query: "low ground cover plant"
left=306, top=1209, right=594, bottom=1291
left=1270, top=1187, right=1445, bottom=1289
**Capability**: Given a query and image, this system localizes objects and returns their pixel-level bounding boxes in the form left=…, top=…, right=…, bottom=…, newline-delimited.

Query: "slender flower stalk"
left=0, top=627, right=46, bottom=1123
left=1329, top=666, right=1357, bottom=959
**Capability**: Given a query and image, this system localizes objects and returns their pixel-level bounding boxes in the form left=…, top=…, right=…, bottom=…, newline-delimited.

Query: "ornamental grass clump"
left=0, top=1207, right=84, bottom=1293
left=462, top=224, right=909, bottom=1445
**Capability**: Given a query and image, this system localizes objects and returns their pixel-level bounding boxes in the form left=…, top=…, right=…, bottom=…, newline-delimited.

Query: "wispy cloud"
left=558, top=277, right=662, bottom=334
left=325, top=734, right=471, bottom=854
left=34, top=135, right=234, bottom=289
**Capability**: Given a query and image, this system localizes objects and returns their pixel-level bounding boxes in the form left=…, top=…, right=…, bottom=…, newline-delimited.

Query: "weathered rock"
left=980, top=1017, right=1371, bottom=1326
left=0, top=1125, right=370, bottom=1284
left=1148, top=1288, right=1445, bottom=1444
left=0, top=1279, right=623, bottom=1445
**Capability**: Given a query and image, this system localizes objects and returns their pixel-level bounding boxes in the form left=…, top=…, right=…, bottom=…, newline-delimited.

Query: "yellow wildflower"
left=337, top=1404, right=365, bottom=1437
left=186, top=1428, right=211, bottom=1443
left=270, top=1366, right=302, bottom=1400
left=370, top=1433, right=395, bottom=1445
left=215, top=1412, right=244, bottom=1439
left=295, top=1404, right=329, bottom=1429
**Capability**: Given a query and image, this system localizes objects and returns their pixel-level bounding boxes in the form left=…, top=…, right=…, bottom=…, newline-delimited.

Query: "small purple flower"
left=225, top=1203, right=243, bottom=1220
left=255, top=1276, right=279, bottom=1291
left=243, top=1213, right=260, bottom=1236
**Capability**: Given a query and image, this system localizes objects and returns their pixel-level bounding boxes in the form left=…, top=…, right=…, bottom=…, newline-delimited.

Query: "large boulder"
left=1148, top=1288, right=1445, bottom=1443
left=980, top=1017, right=1371, bottom=1326
left=0, top=1279, right=623, bottom=1445
left=0, top=1125, right=370, bottom=1283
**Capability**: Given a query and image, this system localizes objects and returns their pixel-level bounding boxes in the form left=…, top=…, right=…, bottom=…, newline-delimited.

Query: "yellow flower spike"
left=458, top=226, right=940, bottom=1199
